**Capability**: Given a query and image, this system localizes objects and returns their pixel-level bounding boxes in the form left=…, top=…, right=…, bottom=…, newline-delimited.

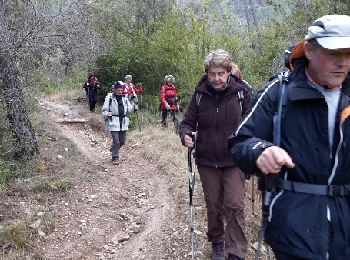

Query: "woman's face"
left=207, top=66, right=230, bottom=91
left=113, top=88, right=123, bottom=96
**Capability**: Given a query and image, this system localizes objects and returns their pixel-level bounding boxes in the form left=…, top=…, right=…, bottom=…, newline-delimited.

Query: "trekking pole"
left=187, top=145, right=196, bottom=259
left=132, top=95, right=141, bottom=132
left=135, top=110, right=141, bottom=132
left=86, top=88, right=90, bottom=109
left=172, top=110, right=179, bottom=134
left=252, top=176, right=255, bottom=216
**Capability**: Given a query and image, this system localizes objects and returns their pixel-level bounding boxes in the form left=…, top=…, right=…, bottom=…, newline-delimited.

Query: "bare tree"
left=0, top=0, right=105, bottom=158
left=0, top=0, right=39, bottom=158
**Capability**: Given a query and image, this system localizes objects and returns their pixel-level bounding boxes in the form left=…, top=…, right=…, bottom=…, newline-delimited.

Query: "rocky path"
left=35, top=98, right=206, bottom=260
left=0, top=97, right=270, bottom=260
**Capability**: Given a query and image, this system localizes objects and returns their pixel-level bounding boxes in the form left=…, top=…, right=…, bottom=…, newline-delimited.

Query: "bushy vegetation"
left=93, top=0, right=350, bottom=109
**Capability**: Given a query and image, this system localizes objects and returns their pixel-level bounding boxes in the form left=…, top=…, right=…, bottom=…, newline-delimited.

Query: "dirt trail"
left=35, top=98, right=201, bottom=260
left=0, top=97, right=268, bottom=260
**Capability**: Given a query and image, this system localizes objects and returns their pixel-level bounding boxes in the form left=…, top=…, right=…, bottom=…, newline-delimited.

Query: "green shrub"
left=0, top=223, right=29, bottom=250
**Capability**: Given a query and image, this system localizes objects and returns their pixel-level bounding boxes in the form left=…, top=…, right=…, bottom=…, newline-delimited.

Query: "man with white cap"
left=229, top=15, right=350, bottom=259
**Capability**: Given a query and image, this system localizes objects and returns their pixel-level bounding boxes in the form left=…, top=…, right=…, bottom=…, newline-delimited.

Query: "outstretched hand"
left=256, top=146, right=295, bottom=174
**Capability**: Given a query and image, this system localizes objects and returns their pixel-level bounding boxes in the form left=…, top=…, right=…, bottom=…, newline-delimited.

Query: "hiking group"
left=85, top=14, right=350, bottom=260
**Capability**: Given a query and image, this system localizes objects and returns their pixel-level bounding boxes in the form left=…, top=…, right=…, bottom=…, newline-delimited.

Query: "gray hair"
left=125, top=74, right=132, bottom=80
left=204, top=49, right=233, bottom=73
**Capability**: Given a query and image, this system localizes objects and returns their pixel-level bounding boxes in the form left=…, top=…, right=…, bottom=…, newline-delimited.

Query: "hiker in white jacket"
left=101, top=81, right=134, bottom=165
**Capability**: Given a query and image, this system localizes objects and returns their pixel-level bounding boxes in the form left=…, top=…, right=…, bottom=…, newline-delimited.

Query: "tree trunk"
left=0, top=54, right=39, bottom=159
left=0, top=1, right=38, bottom=159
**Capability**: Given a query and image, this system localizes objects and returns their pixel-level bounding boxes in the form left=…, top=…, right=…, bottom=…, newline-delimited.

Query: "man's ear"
left=304, top=41, right=311, bottom=60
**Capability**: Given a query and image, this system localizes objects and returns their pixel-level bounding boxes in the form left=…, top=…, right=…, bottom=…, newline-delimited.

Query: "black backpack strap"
left=108, top=95, right=113, bottom=121
left=109, top=96, right=112, bottom=113
left=256, top=71, right=290, bottom=260
left=273, top=74, right=288, bottom=145
left=277, top=179, right=350, bottom=197
left=263, top=73, right=289, bottom=197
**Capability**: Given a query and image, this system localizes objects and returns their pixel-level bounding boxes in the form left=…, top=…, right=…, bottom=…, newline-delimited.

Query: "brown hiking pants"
left=197, top=165, right=247, bottom=259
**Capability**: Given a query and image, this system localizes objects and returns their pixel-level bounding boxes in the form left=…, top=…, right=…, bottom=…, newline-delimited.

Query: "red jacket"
left=122, top=83, right=143, bottom=97
left=160, top=83, right=178, bottom=110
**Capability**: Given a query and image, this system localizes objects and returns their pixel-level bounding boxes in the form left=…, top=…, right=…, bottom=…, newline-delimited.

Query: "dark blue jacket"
left=230, top=58, right=350, bottom=259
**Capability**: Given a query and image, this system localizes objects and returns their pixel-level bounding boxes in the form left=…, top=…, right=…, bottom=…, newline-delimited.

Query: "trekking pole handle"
left=185, top=131, right=196, bottom=149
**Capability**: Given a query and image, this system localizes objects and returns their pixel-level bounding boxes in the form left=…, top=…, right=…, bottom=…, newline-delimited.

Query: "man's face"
left=126, top=79, right=132, bottom=84
left=207, top=66, right=230, bottom=91
left=305, top=42, right=350, bottom=88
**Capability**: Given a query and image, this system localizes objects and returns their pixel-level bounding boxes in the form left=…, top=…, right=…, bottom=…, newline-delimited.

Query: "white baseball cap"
left=305, top=15, right=350, bottom=50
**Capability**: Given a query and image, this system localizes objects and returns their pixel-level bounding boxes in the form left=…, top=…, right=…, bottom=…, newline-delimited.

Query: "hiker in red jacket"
left=122, top=74, right=143, bottom=111
left=160, top=75, right=179, bottom=127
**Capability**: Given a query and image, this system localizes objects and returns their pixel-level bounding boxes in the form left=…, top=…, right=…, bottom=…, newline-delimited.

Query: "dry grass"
left=129, top=123, right=273, bottom=259
left=0, top=108, right=89, bottom=259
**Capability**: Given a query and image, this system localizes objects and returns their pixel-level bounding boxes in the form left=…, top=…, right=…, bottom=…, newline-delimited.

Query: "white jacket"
left=101, top=93, right=134, bottom=131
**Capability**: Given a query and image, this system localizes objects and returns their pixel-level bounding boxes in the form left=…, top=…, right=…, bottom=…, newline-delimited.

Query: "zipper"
left=325, top=120, right=344, bottom=259
left=328, top=121, right=344, bottom=184
left=215, top=94, right=219, bottom=162
left=216, top=94, right=219, bottom=113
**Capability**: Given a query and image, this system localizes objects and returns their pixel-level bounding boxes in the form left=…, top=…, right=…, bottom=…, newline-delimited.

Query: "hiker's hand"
left=107, top=112, right=112, bottom=117
left=256, top=146, right=295, bottom=174
left=165, top=103, right=170, bottom=110
left=134, top=104, right=138, bottom=111
left=184, top=132, right=196, bottom=148
left=130, top=95, right=138, bottom=102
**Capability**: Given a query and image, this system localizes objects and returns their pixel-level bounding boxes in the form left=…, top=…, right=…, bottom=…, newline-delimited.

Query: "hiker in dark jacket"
left=83, top=74, right=100, bottom=112
left=179, top=49, right=252, bottom=260
left=229, top=15, right=350, bottom=260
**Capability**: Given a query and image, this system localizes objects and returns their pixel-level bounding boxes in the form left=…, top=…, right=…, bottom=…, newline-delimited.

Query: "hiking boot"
left=211, top=242, right=225, bottom=260
left=228, top=254, right=243, bottom=260
left=112, top=159, right=119, bottom=165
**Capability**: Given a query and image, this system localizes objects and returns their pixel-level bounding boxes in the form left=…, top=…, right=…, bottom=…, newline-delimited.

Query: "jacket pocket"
left=266, top=191, right=318, bottom=253
left=107, top=117, right=117, bottom=127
